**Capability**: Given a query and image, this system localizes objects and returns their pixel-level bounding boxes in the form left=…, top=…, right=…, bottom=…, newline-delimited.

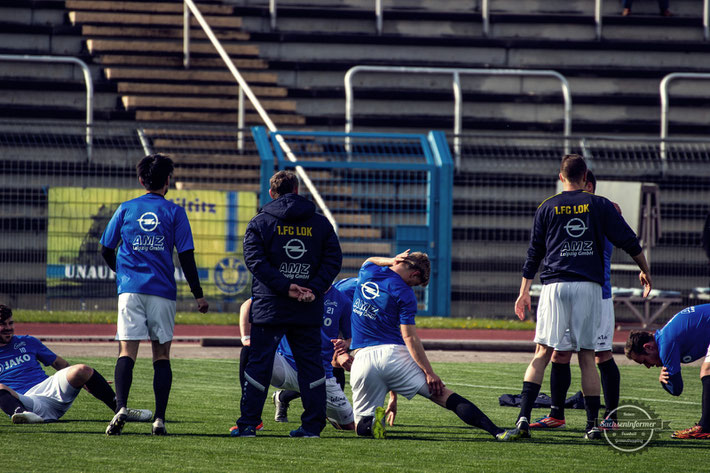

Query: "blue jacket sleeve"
left=522, top=207, right=547, bottom=279
left=662, top=372, right=684, bottom=396
left=243, top=220, right=292, bottom=296
left=306, top=225, right=343, bottom=296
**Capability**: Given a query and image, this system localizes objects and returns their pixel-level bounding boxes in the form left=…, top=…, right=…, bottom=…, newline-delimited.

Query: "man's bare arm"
left=401, top=324, right=444, bottom=396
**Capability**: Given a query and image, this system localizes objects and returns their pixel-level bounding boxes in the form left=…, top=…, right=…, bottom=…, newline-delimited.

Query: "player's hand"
left=385, top=392, right=398, bottom=426
left=425, top=372, right=445, bottom=397
left=394, top=249, right=411, bottom=265
left=659, top=366, right=670, bottom=385
left=514, top=292, right=531, bottom=321
left=334, top=351, right=353, bottom=371
left=241, top=337, right=251, bottom=347
left=331, top=338, right=348, bottom=352
left=639, top=272, right=652, bottom=298
left=288, top=284, right=314, bottom=302
left=196, top=297, right=209, bottom=313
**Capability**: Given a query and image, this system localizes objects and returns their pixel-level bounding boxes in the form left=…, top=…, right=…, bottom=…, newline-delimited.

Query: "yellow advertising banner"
left=47, top=187, right=257, bottom=300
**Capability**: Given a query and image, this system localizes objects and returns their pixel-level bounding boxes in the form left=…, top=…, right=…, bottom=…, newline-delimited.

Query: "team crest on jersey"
left=564, top=218, right=587, bottom=238
left=361, top=282, right=380, bottom=300
left=283, top=239, right=307, bottom=260
left=137, top=212, right=160, bottom=232
left=213, top=257, right=250, bottom=295
left=14, top=341, right=26, bottom=350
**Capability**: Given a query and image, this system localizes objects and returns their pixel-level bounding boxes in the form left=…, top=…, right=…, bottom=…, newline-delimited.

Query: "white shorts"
left=16, top=367, right=79, bottom=422
left=560, top=297, right=615, bottom=352
left=271, top=352, right=354, bottom=426
left=116, top=293, right=176, bottom=344
left=350, top=344, right=430, bottom=424
left=705, top=344, right=710, bottom=363
left=535, top=281, right=602, bottom=351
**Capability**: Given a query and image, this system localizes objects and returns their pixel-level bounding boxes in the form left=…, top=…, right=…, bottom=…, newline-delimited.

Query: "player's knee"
left=69, top=364, right=94, bottom=383
left=356, top=417, right=373, bottom=437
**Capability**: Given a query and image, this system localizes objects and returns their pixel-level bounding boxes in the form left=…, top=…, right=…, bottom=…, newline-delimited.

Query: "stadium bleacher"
left=1, top=0, right=710, bottom=321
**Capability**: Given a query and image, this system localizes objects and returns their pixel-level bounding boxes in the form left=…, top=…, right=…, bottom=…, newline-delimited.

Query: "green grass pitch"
left=1, top=357, right=706, bottom=472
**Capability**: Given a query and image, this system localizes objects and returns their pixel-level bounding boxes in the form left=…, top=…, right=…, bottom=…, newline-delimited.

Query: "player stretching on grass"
left=338, top=250, right=515, bottom=440
left=0, top=305, right=151, bottom=425
left=500, top=154, right=651, bottom=441
left=626, top=304, right=710, bottom=439
left=101, top=153, right=209, bottom=436
left=530, top=171, right=623, bottom=431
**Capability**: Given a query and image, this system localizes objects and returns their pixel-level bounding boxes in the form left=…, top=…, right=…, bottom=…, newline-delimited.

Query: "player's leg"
left=270, top=351, right=301, bottom=423
left=517, top=343, right=553, bottom=432
left=699, top=358, right=710, bottom=433
left=428, top=386, right=504, bottom=437
left=287, top=325, right=326, bottom=437
left=235, top=324, right=282, bottom=436
left=579, top=349, right=602, bottom=437
left=333, top=366, right=346, bottom=391
left=0, top=384, right=26, bottom=417
left=324, top=377, right=355, bottom=430
left=64, top=364, right=117, bottom=412
left=595, top=297, right=619, bottom=426
left=532, top=349, right=571, bottom=429
left=14, top=368, right=81, bottom=423
left=350, top=346, right=387, bottom=438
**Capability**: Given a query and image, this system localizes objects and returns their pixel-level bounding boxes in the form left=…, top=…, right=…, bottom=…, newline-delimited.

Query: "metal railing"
left=659, top=72, right=710, bottom=162
left=344, top=65, right=572, bottom=169
left=182, top=0, right=338, bottom=232
left=0, top=54, right=94, bottom=160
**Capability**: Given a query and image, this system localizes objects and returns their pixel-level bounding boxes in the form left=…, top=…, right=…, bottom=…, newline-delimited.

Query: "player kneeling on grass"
left=625, top=304, right=710, bottom=439
left=339, top=250, right=520, bottom=441
left=0, top=305, right=151, bottom=425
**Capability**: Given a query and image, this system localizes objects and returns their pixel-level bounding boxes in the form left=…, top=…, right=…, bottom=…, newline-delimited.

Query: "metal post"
left=481, top=0, right=490, bottom=37
left=238, top=86, right=245, bottom=153
left=595, top=0, right=603, bottom=40
left=376, top=0, right=383, bottom=35
left=183, top=1, right=190, bottom=69
left=270, top=0, right=277, bottom=30
left=704, top=0, right=709, bottom=41
left=452, top=71, right=462, bottom=170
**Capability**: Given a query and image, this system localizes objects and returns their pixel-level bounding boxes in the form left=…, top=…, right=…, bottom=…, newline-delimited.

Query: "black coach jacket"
left=243, top=193, right=342, bottom=327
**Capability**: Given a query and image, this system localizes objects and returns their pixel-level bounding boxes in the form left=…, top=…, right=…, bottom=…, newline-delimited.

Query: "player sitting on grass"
left=625, top=304, right=710, bottom=439
left=337, top=250, right=520, bottom=441
left=0, top=305, right=151, bottom=425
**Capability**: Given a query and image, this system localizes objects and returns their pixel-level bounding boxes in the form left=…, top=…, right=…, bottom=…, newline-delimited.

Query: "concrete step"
left=117, top=82, right=287, bottom=98
left=135, top=110, right=304, bottom=125
left=81, top=25, right=251, bottom=42
left=66, top=0, right=235, bottom=15
left=121, top=95, right=297, bottom=113
left=96, top=54, right=266, bottom=69
left=0, top=89, right=118, bottom=110
left=0, top=31, right=84, bottom=55
left=1, top=2, right=67, bottom=26
left=87, top=39, right=260, bottom=57
left=69, top=11, right=243, bottom=29
left=104, top=67, right=277, bottom=84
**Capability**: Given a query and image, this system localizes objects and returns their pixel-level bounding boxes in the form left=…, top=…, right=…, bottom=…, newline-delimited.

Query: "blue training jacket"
left=243, top=193, right=342, bottom=326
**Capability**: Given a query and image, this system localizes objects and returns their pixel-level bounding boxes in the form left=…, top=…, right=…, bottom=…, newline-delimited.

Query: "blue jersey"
left=0, top=335, right=56, bottom=394
left=277, top=286, right=353, bottom=377
left=655, top=304, right=710, bottom=377
left=333, top=277, right=357, bottom=301
left=350, top=262, right=418, bottom=349
left=100, top=193, right=195, bottom=300
left=523, top=189, right=642, bottom=286
left=602, top=239, right=613, bottom=299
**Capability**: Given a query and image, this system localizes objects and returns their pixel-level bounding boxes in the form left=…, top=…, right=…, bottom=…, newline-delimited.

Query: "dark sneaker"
left=289, top=426, right=319, bottom=438
left=372, top=406, right=386, bottom=439
left=106, top=410, right=128, bottom=436
left=152, top=418, right=167, bottom=436
left=230, top=424, right=257, bottom=437
left=585, top=427, right=603, bottom=440
left=273, top=391, right=289, bottom=423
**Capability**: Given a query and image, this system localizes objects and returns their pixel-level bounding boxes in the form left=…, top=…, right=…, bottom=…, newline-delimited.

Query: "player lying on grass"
left=233, top=287, right=355, bottom=435
left=335, top=250, right=520, bottom=441
left=626, top=304, right=710, bottom=439
left=0, top=305, right=151, bottom=425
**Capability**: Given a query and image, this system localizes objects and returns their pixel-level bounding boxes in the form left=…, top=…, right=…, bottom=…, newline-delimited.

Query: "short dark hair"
left=270, top=170, right=299, bottom=197
left=625, top=330, right=655, bottom=359
left=0, top=305, right=12, bottom=323
left=560, top=154, right=587, bottom=183
left=405, top=252, right=430, bottom=287
left=586, top=169, right=597, bottom=192
left=137, top=153, right=174, bottom=191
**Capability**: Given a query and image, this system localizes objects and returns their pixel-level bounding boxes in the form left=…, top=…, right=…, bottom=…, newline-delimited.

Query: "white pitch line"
left=447, top=383, right=701, bottom=405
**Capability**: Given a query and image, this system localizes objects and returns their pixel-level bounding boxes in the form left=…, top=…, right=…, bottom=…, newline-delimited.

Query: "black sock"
left=0, top=390, right=24, bottom=416
left=598, top=358, right=620, bottom=420
left=153, top=359, right=172, bottom=421
left=84, top=369, right=117, bottom=412
left=446, top=392, right=503, bottom=436
left=356, top=416, right=373, bottom=437
left=699, top=375, right=710, bottom=431
left=280, top=390, right=301, bottom=405
left=114, top=356, right=135, bottom=411
left=333, top=367, right=346, bottom=391
left=549, top=362, right=571, bottom=420
left=519, top=381, right=541, bottom=422
left=584, top=395, right=601, bottom=430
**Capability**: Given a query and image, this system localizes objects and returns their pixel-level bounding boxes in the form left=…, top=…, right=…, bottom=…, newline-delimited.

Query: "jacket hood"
left=262, top=193, right=316, bottom=222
